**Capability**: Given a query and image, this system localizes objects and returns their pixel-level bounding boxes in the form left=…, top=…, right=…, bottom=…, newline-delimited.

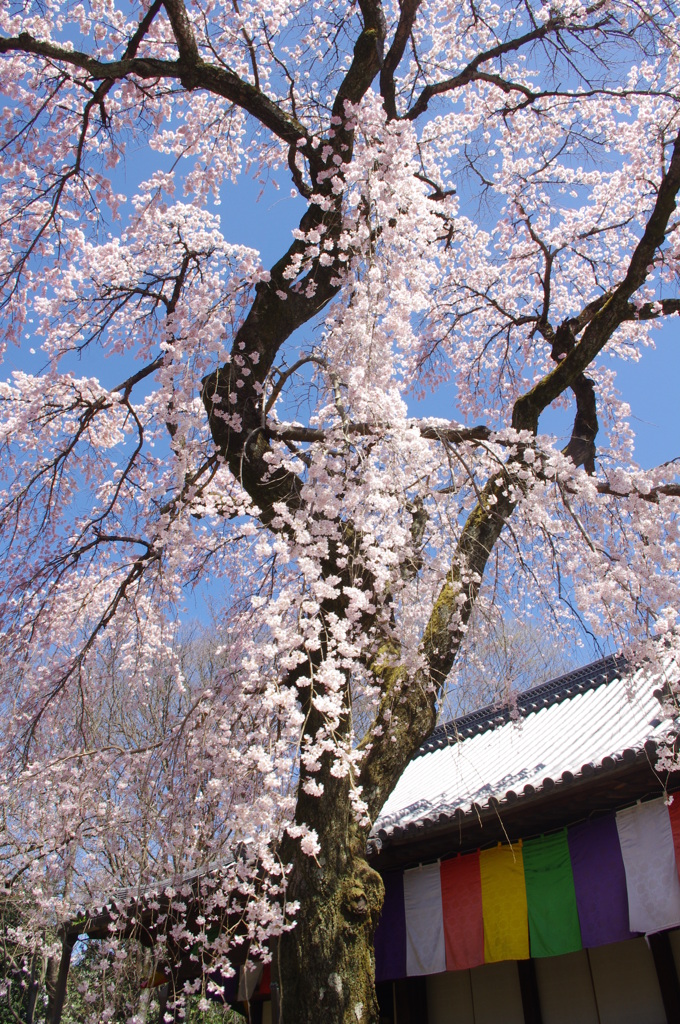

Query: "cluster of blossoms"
left=0, top=0, right=679, bottom=1017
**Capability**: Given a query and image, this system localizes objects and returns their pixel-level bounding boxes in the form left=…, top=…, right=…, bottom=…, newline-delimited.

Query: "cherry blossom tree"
left=1, top=0, right=680, bottom=1020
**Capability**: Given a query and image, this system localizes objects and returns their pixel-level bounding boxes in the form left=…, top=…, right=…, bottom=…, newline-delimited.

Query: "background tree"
left=442, top=611, right=576, bottom=718
left=1, top=1, right=680, bottom=1022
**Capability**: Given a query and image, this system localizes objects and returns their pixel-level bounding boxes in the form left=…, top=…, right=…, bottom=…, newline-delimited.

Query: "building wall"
left=427, top=961, right=524, bottom=1024
left=426, top=936, right=669, bottom=1024
left=587, top=939, right=666, bottom=1024
left=532, top=950, right=600, bottom=1024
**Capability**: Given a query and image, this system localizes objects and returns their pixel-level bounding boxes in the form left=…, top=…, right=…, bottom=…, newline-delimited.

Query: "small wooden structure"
left=50, top=861, right=272, bottom=1023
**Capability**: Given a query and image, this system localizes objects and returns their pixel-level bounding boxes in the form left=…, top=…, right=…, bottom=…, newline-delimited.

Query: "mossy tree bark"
left=277, top=832, right=384, bottom=1024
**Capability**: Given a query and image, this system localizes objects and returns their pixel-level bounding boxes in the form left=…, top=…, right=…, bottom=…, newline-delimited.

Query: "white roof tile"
left=373, top=657, right=674, bottom=840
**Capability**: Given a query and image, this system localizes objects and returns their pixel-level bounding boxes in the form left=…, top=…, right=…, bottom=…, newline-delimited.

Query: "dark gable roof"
left=419, top=653, right=630, bottom=755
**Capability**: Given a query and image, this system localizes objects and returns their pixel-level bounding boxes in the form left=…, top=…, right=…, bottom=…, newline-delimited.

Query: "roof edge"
left=368, top=741, right=669, bottom=857
left=419, top=652, right=629, bottom=758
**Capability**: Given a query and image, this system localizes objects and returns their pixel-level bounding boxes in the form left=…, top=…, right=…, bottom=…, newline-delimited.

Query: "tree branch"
left=380, top=0, right=421, bottom=120
left=359, top=469, right=517, bottom=817
left=0, top=33, right=309, bottom=147
left=513, top=130, right=680, bottom=436
left=596, top=481, right=680, bottom=502
left=331, top=0, right=385, bottom=123
left=267, top=420, right=493, bottom=445
left=404, top=18, right=566, bottom=120
left=623, top=298, right=680, bottom=320
left=162, top=0, right=200, bottom=63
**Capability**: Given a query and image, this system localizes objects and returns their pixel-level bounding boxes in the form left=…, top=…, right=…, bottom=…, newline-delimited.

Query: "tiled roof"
left=371, top=654, right=676, bottom=848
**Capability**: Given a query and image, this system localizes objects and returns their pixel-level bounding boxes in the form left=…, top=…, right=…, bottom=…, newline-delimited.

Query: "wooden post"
left=157, top=983, right=171, bottom=1024
left=392, top=977, right=428, bottom=1024
left=517, top=959, right=543, bottom=1024
left=375, top=980, right=394, bottom=1024
left=648, top=930, right=680, bottom=1024
left=48, top=934, right=74, bottom=1024
left=25, top=950, right=41, bottom=1024
left=270, top=982, right=281, bottom=1024
left=26, top=981, right=39, bottom=1024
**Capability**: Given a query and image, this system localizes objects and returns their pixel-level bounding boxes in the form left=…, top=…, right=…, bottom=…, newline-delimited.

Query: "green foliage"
left=0, top=894, right=34, bottom=1024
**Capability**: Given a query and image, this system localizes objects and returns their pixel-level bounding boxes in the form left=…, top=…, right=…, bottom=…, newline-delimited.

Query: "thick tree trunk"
left=277, top=843, right=384, bottom=1024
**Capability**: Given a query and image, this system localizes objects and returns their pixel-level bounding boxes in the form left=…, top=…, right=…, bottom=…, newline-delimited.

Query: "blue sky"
left=605, top=331, right=680, bottom=469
